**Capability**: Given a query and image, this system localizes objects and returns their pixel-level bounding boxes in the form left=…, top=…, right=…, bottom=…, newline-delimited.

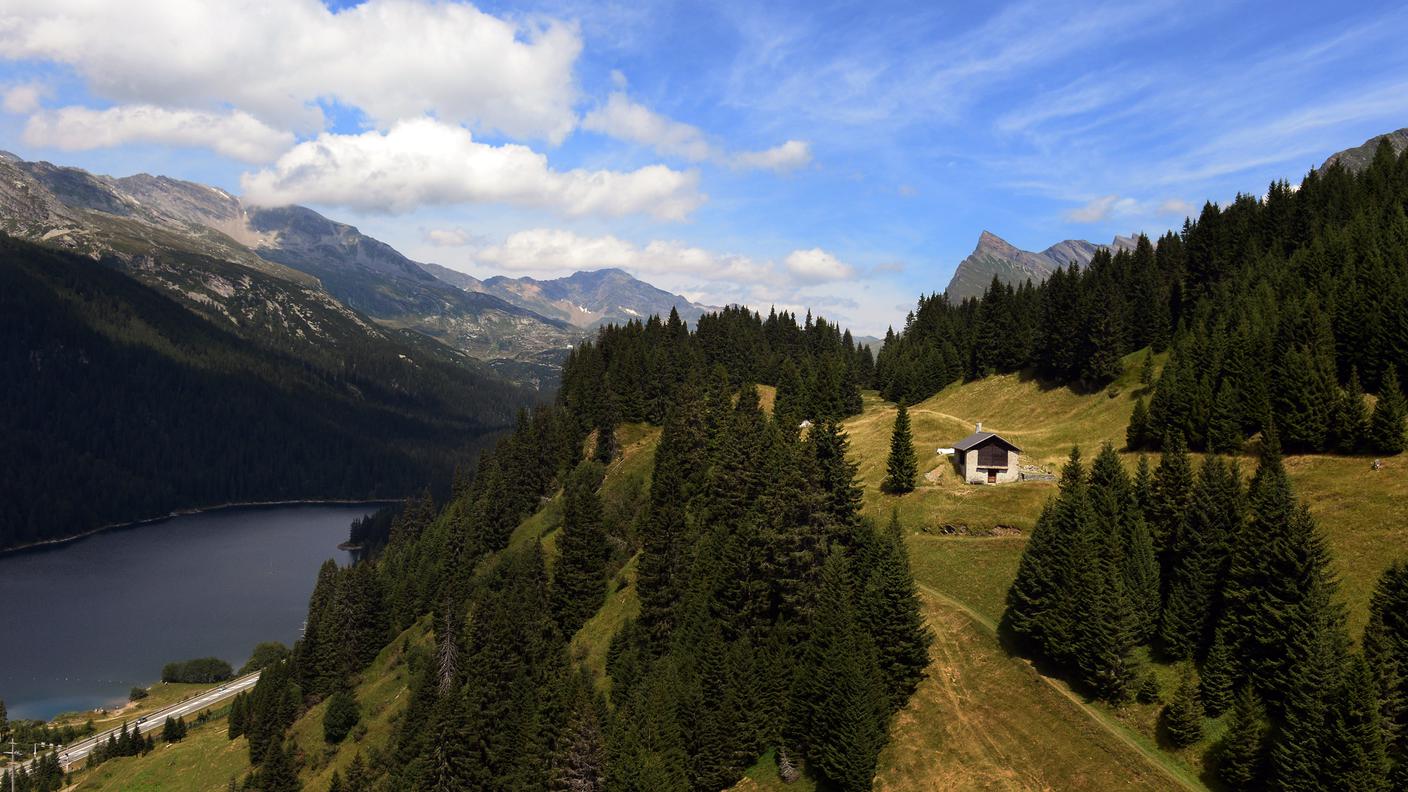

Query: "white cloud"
left=1064, top=194, right=1139, bottom=223
left=472, top=228, right=774, bottom=284
left=0, top=0, right=581, bottom=142
left=24, top=105, right=294, bottom=163
left=731, top=140, right=812, bottom=173
left=1, top=82, right=44, bottom=114
left=784, top=248, right=855, bottom=282
left=239, top=118, right=704, bottom=220
left=582, top=91, right=812, bottom=172
left=424, top=228, right=476, bottom=247
left=468, top=228, right=856, bottom=290
left=1158, top=198, right=1195, bottom=216
left=581, top=93, right=715, bottom=161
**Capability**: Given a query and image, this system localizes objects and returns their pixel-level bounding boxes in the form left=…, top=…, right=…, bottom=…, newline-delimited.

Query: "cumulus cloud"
left=785, top=248, right=856, bottom=282
left=0, top=0, right=581, bottom=141
left=473, top=229, right=774, bottom=284
left=582, top=92, right=811, bottom=172
left=1064, top=194, right=1139, bottom=223
left=423, top=227, right=476, bottom=247
left=24, top=105, right=294, bottom=163
left=239, top=118, right=704, bottom=220
left=469, top=228, right=856, bottom=289
left=1158, top=198, right=1195, bottom=216
left=732, top=140, right=812, bottom=173
left=581, top=92, right=715, bottom=161
left=1, top=82, right=44, bottom=114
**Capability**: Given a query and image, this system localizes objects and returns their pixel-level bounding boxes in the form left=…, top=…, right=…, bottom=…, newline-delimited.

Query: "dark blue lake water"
left=0, top=504, right=376, bottom=721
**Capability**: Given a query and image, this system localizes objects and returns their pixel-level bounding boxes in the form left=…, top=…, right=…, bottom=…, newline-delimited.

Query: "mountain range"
left=0, top=152, right=709, bottom=388
left=943, top=230, right=1138, bottom=302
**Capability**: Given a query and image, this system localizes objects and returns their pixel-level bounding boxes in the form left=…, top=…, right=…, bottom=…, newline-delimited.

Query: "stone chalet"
left=952, top=424, right=1021, bottom=485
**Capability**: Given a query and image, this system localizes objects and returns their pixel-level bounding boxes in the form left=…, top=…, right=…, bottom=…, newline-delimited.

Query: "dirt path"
left=914, top=583, right=1206, bottom=792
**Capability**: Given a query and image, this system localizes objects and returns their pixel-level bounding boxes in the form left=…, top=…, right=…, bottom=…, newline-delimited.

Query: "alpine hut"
left=952, top=423, right=1021, bottom=484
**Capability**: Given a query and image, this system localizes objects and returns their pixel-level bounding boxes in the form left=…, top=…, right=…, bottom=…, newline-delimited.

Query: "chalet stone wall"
left=963, top=447, right=1021, bottom=484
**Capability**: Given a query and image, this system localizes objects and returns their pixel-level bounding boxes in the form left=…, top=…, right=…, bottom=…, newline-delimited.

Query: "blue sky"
left=2, top=0, right=1406, bottom=334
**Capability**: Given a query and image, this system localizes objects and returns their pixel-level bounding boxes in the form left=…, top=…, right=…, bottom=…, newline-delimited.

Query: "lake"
left=0, top=503, right=379, bottom=721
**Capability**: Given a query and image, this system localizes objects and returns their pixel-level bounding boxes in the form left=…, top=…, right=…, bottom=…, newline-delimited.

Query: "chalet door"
left=987, top=470, right=996, bottom=484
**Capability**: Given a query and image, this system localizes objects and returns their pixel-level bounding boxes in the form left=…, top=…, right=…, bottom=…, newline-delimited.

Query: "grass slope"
left=72, top=706, right=247, bottom=792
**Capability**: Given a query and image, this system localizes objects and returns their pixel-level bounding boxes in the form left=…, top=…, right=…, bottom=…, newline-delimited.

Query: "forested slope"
left=0, top=235, right=527, bottom=550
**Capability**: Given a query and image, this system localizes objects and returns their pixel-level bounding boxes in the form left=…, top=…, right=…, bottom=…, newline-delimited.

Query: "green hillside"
left=44, top=353, right=1408, bottom=792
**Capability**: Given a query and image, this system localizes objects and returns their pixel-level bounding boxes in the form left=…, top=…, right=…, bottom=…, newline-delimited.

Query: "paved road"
left=9, top=671, right=261, bottom=774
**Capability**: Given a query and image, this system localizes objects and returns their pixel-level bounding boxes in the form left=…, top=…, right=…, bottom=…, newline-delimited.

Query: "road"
left=8, top=671, right=261, bottom=775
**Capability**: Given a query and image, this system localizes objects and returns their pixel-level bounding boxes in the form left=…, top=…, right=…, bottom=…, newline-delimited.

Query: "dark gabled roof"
left=952, top=431, right=1021, bottom=453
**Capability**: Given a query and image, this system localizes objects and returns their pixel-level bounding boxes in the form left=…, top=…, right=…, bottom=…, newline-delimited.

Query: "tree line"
left=877, top=141, right=1408, bottom=460
left=1002, top=435, right=1408, bottom=789
left=0, top=234, right=523, bottom=551
left=213, top=306, right=928, bottom=791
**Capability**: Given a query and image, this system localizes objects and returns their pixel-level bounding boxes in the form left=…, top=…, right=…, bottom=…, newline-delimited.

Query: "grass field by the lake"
left=71, top=706, right=245, bottom=792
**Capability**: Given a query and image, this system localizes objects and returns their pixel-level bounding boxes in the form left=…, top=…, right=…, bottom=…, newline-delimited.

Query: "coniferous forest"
left=1002, top=435, right=1408, bottom=789
left=0, top=236, right=527, bottom=551
left=214, top=306, right=927, bottom=792
left=878, top=143, right=1408, bottom=457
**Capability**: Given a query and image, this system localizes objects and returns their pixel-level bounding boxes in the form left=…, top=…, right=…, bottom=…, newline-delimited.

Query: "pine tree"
left=1268, top=547, right=1351, bottom=791
left=1324, top=654, right=1391, bottom=792
left=594, top=400, right=619, bottom=463
left=1363, top=561, right=1408, bottom=783
left=255, top=740, right=301, bottom=792
left=1201, top=630, right=1235, bottom=716
left=1370, top=364, right=1407, bottom=454
left=551, top=462, right=610, bottom=637
left=808, top=417, right=864, bottom=540
left=228, top=692, right=247, bottom=740
left=1218, top=687, right=1270, bottom=789
left=323, top=688, right=359, bottom=744
left=1001, top=449, right=1087, bottom=664
left=1207, top=379, right=1244, bottom=453
left=1140, top=349, right=1156, bottom=387
left=1334, top=368, right=1369, bottom=454
left=1127, top=397, right=1151, bottom=450
left=858, top=511, right=933, bottom=710
left=881, top=403, right=918, bottom=494
left=1159, top=455, right=1241, bottom=659
left=797, top=553, right=889, bottom=792
left=1162, top=663, right=1204, bottom=748
left=1148, top=433, right=1194, bottom=585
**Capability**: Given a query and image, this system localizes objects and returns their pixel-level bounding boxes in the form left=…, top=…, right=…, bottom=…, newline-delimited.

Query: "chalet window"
left=976, top=443, right=1008, bottom=468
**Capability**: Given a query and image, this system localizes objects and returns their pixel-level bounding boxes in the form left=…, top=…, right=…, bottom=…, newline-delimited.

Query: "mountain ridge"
left=943, top=230, right=1138, bottom=302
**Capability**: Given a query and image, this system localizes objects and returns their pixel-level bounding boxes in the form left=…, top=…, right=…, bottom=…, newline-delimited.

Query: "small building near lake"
left=952, top=423, right=1021, bottom=485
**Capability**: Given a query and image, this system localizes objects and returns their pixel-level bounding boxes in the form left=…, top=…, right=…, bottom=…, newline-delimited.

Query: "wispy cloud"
left=581, top=91, right=811, bottom=172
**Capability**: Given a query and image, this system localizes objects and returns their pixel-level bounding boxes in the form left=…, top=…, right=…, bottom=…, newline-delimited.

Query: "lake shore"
left=0, top=498, right=397, bottom=557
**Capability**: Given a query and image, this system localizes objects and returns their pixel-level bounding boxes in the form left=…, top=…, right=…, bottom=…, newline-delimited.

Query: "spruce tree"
left=1324, top=654, right=1391, bottom=792
left=881, top=403, right=918, bottom=494
left=858, top=511, right=933, bottom=710
left=1370, top=364, right=1407, bottom=454
left=1334, top=367, right=1369, bottom=454
left=1200, top=629, right=1236, bottom=716
left=1159, top=455, right=1241, bottom=659
left=551, top=462, right=610, bottom=637
left=1140, top=349, right=1156, bottom=387
left=1001, top=449, right=1087, bottom=665
left=1207, top=379, right=1244, bottom=453
left=808, top=417, right=864, bottom=540
left=255, top=739, right=302, bottom=792
left=797, top=552, right=888, bottom=792
left=1148, top=433, right=1194, bottom=581
left=594, top=400, right=619, bottom=463
left=1218, top=687, right=1270, bottom=789
left=1363, top=561, right=1408, bottom=782
left=323, top=688, right=359, bottom=744
left=1127, top=397, right=1151, bottom=450
left=1162, top=663, right=1204, bottom=748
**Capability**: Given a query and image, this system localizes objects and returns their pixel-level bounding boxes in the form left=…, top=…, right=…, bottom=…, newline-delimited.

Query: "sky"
left=1, top=0, right=1406, bottom=335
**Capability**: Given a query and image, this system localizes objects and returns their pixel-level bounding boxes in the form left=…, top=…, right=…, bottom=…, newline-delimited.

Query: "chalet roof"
left=952, top=431, right=1021, bottom=453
